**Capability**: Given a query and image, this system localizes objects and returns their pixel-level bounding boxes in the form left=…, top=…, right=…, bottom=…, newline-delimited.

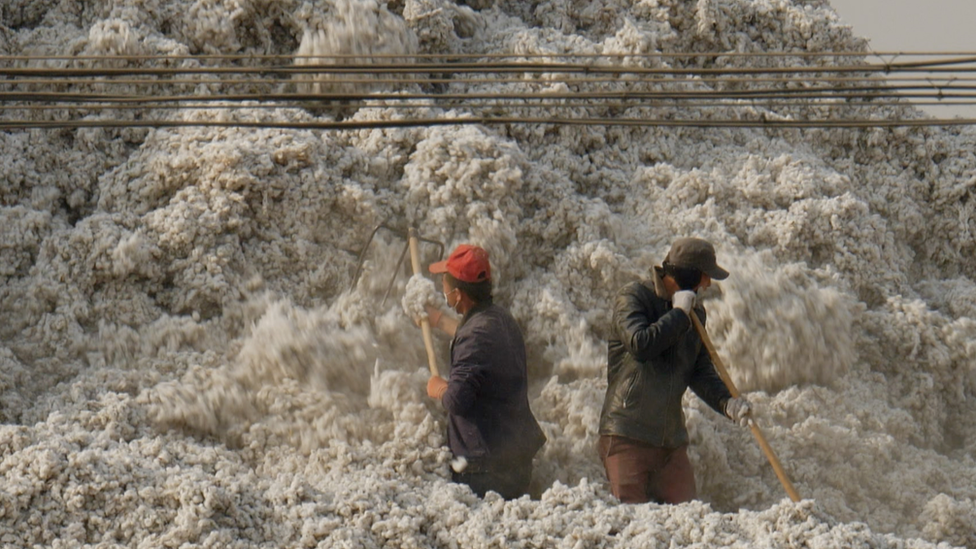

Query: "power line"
left=6, top=99, right=975, bottom=112
left=4, top=52, right=976, bottom=130
left=2, top=116, right=965, bottom=131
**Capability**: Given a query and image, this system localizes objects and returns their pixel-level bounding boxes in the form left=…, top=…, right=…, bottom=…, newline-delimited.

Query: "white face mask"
left=444, top=288, right=458, bottom=311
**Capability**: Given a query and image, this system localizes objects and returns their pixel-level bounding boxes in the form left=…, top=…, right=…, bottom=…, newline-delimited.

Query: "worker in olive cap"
left=423, top=244, right=546, bottom=499
left=598, top=237, right=753, bottom=504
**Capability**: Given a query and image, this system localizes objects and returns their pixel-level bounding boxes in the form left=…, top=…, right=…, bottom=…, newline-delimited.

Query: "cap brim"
left=428, top=260, right=449, bottom=275
left=707, top=265, right=730, bottom=280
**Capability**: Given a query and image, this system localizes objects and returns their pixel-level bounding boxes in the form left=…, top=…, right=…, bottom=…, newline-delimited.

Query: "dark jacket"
left=599, top=268, right=731, bottom=448
left=442, top=301, right=546, bottom=469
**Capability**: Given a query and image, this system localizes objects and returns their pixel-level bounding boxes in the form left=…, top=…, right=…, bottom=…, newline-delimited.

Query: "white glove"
left=725, top=397, right=753, bottom=427
left=450, top=456, right=469, bottom=473
left=672, top=290, right=696, bottom=314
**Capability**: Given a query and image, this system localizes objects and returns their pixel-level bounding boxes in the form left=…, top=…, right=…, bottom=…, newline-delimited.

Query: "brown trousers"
left=598, top=435, right=697, bottom=504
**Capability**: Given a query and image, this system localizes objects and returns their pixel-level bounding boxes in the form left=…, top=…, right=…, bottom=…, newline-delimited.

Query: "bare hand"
left=427, top=375, right=448, bottom=399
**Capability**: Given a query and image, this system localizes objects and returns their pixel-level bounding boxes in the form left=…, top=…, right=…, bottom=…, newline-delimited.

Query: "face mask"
left=444, top=288, right=458, bottom=311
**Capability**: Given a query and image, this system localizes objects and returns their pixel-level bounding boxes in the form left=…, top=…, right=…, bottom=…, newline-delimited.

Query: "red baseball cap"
left=428, top=244, right=491, bottom=283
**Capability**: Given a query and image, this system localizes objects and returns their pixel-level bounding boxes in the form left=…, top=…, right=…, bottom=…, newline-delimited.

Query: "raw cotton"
left=1, top=0, right=975, bottom=548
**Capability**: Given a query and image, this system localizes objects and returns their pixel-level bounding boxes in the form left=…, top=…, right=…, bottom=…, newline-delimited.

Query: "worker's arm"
left=426, top=305, right=459, bottom=337
left=439, top=328, right=489, bottom=415
left=613, top=284, right=691, bottom=363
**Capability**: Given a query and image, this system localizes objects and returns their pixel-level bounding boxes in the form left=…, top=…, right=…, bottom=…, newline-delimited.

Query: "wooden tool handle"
left=407, top=228, right=440, bottom=377
left=690, top=311, right=802, bottom=503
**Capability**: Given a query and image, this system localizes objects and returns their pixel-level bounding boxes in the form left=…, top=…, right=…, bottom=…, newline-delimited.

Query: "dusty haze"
left=0, top=0, right=975, bottom=547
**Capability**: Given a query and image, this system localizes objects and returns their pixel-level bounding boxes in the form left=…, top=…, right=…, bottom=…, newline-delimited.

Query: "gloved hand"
left=725, top=396, right=753, bottom=427
left=450, top=456, right=469, bottom=473
left=672, top=290, right=696, bottom=314
left=427, top=375, right=448, bottom=399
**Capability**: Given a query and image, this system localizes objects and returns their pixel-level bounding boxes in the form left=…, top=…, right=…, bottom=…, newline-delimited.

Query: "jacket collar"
left=458, top=299, right=493, bottom=330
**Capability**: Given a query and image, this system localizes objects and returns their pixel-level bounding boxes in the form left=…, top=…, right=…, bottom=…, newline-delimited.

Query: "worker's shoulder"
left=475, top=302, right=518, bottom=325
left=460, top=302, right=509, bottom=327
left=616, top=279, right=656, bottom=300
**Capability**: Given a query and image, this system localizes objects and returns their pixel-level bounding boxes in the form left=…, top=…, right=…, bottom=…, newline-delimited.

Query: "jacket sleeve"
left=441, top=328, right=489, bottom=416
left=613, top=284, right=692, bottom=363
left=687, top=309, right=733, bottom=415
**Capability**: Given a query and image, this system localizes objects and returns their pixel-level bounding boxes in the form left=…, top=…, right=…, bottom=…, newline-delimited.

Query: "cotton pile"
left=1, top=0, right=975, bottom=547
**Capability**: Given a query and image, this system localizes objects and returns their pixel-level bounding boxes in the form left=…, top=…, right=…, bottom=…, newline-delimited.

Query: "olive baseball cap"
left=665, top=237, right=729, bottom=280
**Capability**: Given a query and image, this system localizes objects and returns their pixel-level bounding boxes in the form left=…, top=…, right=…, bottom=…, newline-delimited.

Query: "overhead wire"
left=3, top=116, right=971, bottom=132
left=5, top=50, right=976, bottom=60
left=11, top=74, right=976, bottom=87
left=6, top=99, right=976, bottom=112
left=3, top=61, right=974, bottom=77
left=4, top=51, right=976, bottom=129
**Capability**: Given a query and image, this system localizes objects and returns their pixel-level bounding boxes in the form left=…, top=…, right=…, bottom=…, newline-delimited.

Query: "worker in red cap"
left=422, top=244, right=546, bottom=499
